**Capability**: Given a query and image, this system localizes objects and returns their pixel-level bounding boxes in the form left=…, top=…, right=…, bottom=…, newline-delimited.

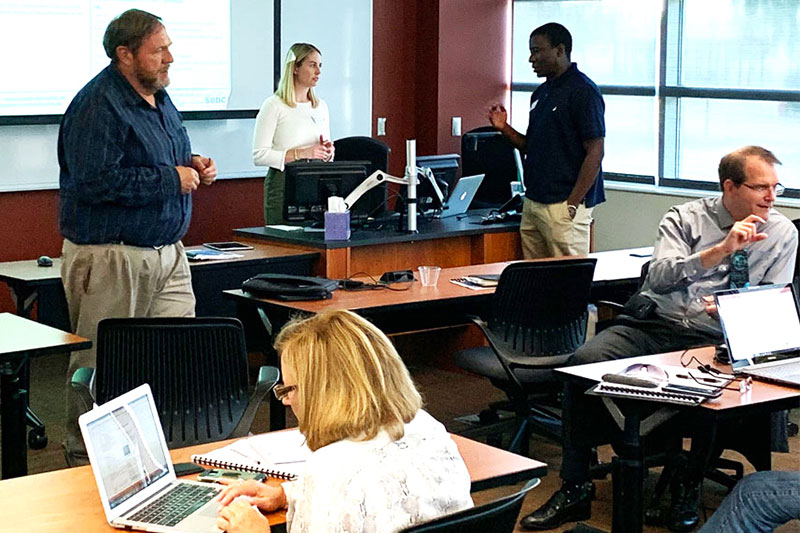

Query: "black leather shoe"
left=519, top=482, right=593, bottom=531
left=668, top=477, right=700, bottom=532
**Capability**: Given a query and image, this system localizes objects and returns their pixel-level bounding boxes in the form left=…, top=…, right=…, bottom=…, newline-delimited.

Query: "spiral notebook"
left=191, top=429, right=310, bottom=480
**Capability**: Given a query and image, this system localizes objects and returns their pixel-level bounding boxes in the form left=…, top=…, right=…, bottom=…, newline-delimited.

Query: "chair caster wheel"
left=28, top=429, right=48, bottom=450
left=644, top=506, right=664, bottom=526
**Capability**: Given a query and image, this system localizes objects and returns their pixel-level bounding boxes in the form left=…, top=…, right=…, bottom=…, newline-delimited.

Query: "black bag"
left=242, top=274, right=338, bottom=301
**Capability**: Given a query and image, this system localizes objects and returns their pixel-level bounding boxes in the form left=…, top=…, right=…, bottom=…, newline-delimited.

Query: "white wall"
left=594, top=187, right=800, bottom=251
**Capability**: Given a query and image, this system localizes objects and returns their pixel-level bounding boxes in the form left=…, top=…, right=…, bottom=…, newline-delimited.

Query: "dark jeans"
left=560, top=315, right=720, bottom=482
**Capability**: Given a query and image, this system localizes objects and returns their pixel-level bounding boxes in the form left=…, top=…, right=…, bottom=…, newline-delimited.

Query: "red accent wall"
left=0, top=1, right=508, bottom=314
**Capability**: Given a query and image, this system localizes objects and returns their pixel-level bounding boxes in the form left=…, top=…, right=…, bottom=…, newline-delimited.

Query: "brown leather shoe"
left=519, top=482, right=593, bottom=531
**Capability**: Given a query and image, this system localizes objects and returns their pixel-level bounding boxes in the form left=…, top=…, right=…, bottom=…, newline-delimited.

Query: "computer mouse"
left=37, top=255, right=53, bottom=267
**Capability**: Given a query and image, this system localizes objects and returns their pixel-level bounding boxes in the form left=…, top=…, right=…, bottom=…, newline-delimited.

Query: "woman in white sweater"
left=216, top=310, right=473, bottom=533
left=253, top=43, right=333, bottom=224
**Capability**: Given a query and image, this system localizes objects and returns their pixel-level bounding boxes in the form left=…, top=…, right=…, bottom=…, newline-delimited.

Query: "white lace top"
left=282, top=410, right=473, bottom=533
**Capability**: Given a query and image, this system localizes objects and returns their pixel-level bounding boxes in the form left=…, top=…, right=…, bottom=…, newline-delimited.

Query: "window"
left=511, top=0, right=800, bottom=194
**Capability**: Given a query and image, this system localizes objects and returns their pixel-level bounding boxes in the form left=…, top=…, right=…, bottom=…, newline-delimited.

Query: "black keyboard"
left=128, top=483, right=219, bottom=527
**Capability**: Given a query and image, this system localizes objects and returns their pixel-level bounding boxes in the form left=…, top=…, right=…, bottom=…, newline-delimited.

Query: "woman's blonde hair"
left=275, top=309, right=422, bottom=451
left=275, top=42, right=321, bottom=108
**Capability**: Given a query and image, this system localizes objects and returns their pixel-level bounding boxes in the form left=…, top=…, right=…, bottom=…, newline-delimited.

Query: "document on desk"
left=266, top=225, right=305, bottom=232
left=192, top=429, right=310, bottom=479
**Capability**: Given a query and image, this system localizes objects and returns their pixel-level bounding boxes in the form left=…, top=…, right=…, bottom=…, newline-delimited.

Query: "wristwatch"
left=567, top=204, right=578, bottom=218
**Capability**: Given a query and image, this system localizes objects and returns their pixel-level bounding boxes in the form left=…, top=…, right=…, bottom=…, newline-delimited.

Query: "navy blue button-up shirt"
left=524, top=63, right=605, bottom=207
left=58, top=65, right=192, bottom=247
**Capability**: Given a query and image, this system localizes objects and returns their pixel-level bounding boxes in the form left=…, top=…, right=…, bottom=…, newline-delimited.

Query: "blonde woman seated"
left=216, top=310, right=473, bottom=533
left=253, top=42, right=334, bottom=224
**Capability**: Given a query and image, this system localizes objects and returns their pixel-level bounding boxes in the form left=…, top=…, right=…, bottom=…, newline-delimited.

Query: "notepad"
left=191, top=429, right=311, bottom=480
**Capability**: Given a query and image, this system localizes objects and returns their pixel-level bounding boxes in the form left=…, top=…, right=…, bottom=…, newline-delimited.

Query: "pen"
left=676, top=373, right=720, bottom=384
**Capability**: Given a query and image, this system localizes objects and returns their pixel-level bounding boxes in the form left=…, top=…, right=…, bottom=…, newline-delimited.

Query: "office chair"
left=399, top=478, right=540, bottom=533
left=71, top=317, right=278, bottom=449
left=454, top=258, right=597, bottom=455
left=334, top=136, right=390, bottom=176
left=461, top=126, right=521, bottom=208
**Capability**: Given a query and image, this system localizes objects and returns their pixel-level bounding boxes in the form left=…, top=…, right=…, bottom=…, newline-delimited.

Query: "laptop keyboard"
left=129, top=483, right=219, bottom=527
left=756, top=362, right=800, bottom=379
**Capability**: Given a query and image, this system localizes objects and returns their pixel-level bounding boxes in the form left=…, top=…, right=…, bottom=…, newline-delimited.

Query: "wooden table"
left=557, top=346, right=800, bottom=533
left=0, top=433, right=546, bottom=532
left=0, top=242, right=319, bottom=330
left=234, top=209, right=524, bottom=279
left=0, top=313, right=90, bottom=478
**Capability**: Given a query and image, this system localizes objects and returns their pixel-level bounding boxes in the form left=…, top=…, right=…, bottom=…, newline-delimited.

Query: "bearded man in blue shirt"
left=58, top=9, right=217, bottom=463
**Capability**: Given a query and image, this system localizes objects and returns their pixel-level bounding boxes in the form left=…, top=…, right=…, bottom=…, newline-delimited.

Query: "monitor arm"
left=343, top=170, right=412, bottom=211
left=343, top=167, right=445, bottom=211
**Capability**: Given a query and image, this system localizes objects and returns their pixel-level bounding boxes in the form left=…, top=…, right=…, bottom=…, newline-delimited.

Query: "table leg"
left=611, top=408, right=644, bottom=533
left=1, top=357, right=28, bottom=478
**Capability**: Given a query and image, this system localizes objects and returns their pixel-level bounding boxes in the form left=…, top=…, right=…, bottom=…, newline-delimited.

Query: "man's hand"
left=216, top=500, right=270, bottom=533
left=191, top=155, right=217, bottom=185
left=700, top=214, right=768, bottom=269
left=719, top=214, right=768, bottom=254
left=217, top=479, right=287, bottom=512
left=176, top=166, right=199, bottom=194
left=488, top=104, right=508, bottom=131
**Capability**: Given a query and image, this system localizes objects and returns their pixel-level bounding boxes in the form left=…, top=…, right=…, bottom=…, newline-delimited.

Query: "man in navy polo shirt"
left=488, top=22, right=605, bottom=258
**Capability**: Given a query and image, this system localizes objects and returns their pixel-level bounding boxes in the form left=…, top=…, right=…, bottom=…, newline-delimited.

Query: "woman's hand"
left=216, top=479, right=287, bottom=512
left=217, top=499, right=271, bottom=533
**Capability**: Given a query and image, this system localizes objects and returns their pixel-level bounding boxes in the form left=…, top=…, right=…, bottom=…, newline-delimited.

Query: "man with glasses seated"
left=521, top=146, right=798, bottom=532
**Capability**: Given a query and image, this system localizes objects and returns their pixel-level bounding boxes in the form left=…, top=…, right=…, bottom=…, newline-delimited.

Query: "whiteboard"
left=0, top=0, right=372, bottom=192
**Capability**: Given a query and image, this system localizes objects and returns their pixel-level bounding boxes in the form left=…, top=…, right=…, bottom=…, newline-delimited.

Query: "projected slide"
left=0, top=1, right=231, bottom=115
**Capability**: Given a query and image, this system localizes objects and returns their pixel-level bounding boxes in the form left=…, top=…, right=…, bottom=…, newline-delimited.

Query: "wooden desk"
left=234, top=209, right=523, bottom=279
left=0, top=313, right=90, bottom=478
left=225, top=248, right=653, bottom=335
left=0, top=243, right=319, bottom=330
left=0, top=434, right=546, bottom=532
left=557, top=346, right=800, bottom=533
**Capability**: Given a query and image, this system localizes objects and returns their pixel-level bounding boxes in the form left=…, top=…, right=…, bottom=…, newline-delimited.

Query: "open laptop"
left=79, top=384, right=221, bottom=533
left=715, top=283, right=800, bottom=387
left=439, top=174, right=484, bottom=218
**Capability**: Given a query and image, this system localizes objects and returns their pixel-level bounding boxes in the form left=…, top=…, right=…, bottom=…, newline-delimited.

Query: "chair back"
left=461, top=126, right=519, bottom=207
left=95, top=317, right=253, bottom=448
left=400, top=478, right=540, bottom=532
left=334, top=136, right=391, bottom=176
left=489, top=258, right=597, bottom=356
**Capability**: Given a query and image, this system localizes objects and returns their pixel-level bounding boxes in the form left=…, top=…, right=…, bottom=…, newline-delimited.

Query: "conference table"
left=0, top=242, right=319, bottom=331
left=0, top=433, right=547, bottom=532
left=234, top=208, right=524, bottom=279
left=557, top=346, right=800, bottom=533
left=0, top=313, right=90, bottom=479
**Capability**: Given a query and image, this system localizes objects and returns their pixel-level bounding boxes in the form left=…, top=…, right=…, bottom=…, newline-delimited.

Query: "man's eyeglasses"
left=742, top=182, right=785, bottom=196
left=273, top=383, right=297, bottom=401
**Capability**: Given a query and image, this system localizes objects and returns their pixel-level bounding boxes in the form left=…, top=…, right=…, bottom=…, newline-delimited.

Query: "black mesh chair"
left=399, top=478, right=540, bottom=533
left=334, top=136, right=390, bottom=176
left=71, top=317, right=278, bottom=448
left=461, top=126, right=520, bottom=208
left=455, top=258, right=597, bottom=455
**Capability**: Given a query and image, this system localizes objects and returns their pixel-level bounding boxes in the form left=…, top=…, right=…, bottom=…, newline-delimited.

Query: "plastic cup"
left=418, top=266, right=441, bottom=287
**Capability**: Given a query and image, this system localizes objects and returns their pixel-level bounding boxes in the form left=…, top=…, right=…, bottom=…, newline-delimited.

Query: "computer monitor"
left=283, top=160, right=386, bottom=224
left=398, top=154, right=460, bottom=214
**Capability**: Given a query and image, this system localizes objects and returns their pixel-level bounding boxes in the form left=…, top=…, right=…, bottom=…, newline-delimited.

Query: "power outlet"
left=452, top=117, right=462, bottom=137
left=377, top=117, right=387, bottom=136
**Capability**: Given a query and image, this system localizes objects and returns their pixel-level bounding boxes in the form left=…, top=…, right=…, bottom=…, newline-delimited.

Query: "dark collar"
left=108, top=65, right=167, bottom=109
left=548, top=62, right=579, bottom=88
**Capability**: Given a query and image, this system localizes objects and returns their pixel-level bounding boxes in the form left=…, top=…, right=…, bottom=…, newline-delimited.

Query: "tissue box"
left=324, top=211, right=351, bottom=240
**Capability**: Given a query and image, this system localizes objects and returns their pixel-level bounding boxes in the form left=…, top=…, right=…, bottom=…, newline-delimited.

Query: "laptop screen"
left=716, top=283, right=800, bottom=368
left=84, top=392, right=171, bottom=510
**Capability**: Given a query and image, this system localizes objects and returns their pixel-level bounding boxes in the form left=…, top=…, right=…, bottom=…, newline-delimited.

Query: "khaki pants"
left=61, top=239, right=195, bottom=459
left=520, top=198, right=593, bottom=259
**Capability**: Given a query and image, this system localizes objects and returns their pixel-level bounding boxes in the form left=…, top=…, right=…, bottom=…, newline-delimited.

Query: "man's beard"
left=134, top=63, right=170, bottom=93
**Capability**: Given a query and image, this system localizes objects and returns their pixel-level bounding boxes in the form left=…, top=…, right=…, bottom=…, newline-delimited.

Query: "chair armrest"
left=231, top=366, right=280, bottom=438
left=70, top=367, right=96, bottom=413
left=595, top=300, right=625, bottom=313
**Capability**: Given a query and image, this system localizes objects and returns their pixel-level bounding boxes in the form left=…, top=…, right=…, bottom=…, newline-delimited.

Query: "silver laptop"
left=79, top=384, right=221, bottom=533
left=715, top=283, right=800, bottom=387
left=440, top=174, right=484, bottom=218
